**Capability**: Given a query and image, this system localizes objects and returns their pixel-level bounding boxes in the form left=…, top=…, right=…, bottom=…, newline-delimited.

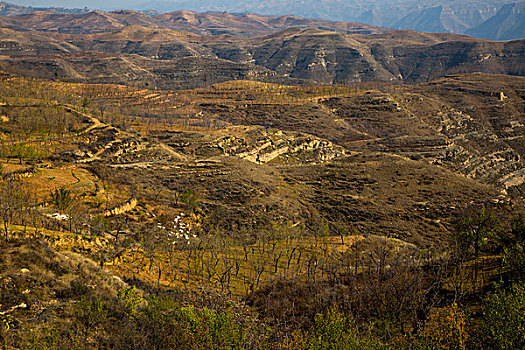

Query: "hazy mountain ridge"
left=135, top=0, right=525, bottom=40
left=0, top=19, right=523, bottom=89
left=0, top=9, right=386, bottom=37
left=1, top=1, right=524, bottom=40
left=467, top=2, right=525, bottom=41
left=0, top=1, right=89, bottom=16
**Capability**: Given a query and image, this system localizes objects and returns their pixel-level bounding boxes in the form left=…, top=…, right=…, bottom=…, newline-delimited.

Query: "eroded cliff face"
left=216, top=128, right=346, bottom=164
left=105, top=198, right=138, bottom=217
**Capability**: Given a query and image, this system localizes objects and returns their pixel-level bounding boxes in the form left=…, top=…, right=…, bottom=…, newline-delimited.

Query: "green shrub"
left=289, top=308, right=384, bottom=350
left=503, top=216, right=525, bottom=280
left=481, top=282, right=525, bottom=350
left=139, top=298, right=244, bottom=350
left=51, top=188, right=73, bottom=212
left=117, top=286, right=143, bottom=319
left=76, top=295, right=109, bottom=330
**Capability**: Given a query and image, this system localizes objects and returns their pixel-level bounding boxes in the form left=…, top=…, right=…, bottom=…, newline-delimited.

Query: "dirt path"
left=157, top=143, right=188, bottom=161
left=59, top=104, right=110, bottom=134
left=63, top=104, right=189, bottom=163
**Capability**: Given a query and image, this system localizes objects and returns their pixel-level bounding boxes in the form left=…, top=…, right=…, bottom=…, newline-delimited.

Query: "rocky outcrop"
left=104, top=198, right=138, bottom=217
left=217, top=129, right=346, bottom=164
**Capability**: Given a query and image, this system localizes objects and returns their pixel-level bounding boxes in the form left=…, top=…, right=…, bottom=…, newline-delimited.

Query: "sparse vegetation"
left=0, top=70, right=523, bottom=349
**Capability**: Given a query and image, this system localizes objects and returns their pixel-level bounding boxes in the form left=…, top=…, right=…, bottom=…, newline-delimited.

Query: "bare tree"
left=0, top=180, right=30, bottom=243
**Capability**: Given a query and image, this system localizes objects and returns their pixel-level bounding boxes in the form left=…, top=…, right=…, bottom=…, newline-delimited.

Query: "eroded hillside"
left=1, top=73, right=521, bottom=242
left=1, top=71, right=524, bottom=349
left=0, top=10, right=523, bottom=88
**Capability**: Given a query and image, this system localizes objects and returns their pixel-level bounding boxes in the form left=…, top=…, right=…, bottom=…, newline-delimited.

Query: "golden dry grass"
left=21, top=166, right=98, bottom=199
left=107, top=234, right=366, bottom=294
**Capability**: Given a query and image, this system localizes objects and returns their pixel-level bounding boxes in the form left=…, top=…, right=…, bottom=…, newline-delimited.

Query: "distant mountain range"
left=134, top=0, right=525, bottom=41
left=0, top=8, right=522, bottom=90
left=466, top=2, right=525, bottom=41
left=0, top=1, right=89, bottom=15
left=0, top=8, right=386, bottom=37
left=2, top=1, right=524, bottom=40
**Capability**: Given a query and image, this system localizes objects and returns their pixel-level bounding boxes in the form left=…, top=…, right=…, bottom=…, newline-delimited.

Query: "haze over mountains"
left=4, top=0, right=525, bottom=40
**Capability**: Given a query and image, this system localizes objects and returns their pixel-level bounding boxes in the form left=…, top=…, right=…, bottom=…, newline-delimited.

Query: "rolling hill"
left=2, top=1, right=525, bottom=40
left=0, top=13, right=523, bottom=89
left=0, top=4, right=524, bottom=347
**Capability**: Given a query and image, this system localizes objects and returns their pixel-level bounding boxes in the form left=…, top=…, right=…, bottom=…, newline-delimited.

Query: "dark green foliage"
left=76, top=296, right=109, bottom=330
left=452, top=204, right=500, bottom=262
left=503, top=216, right=525, bottom=280
left=136, top=299, right=245, bottom=350
left=301, top=309, right=383, bottom=350
left=181, top=188, right=199, bottom=213
left=20, top=287, right=259, bottom=350
left=481, top=282, right=525, bottom=350
left=50, top=188, right=73, bottom=212
left=117, top=286, right=143, bottom=318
